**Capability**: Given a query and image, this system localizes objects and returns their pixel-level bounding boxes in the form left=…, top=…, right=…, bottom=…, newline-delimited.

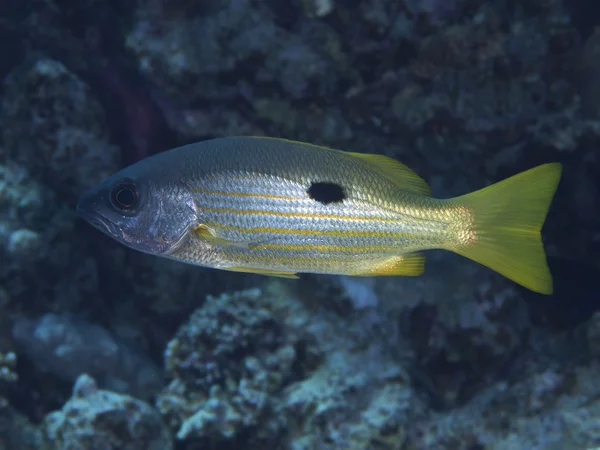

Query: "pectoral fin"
left=193, top=224, right=256, bottom=249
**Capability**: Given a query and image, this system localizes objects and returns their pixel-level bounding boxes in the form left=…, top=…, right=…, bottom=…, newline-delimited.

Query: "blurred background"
left=1, top=0, right=599, bottom=448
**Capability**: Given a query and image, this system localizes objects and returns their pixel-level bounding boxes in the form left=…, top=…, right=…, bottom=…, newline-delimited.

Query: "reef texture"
left=1, top=0, right=600, bottom=448
left=156, top=284, right=418, bottom=449
left=43, top=374, right=173, bottom=450
left=407, top=361, right=600, bottom=449
left=156, top=287, right=311, bottom=443
left=0, top=57, right=120, bottom=199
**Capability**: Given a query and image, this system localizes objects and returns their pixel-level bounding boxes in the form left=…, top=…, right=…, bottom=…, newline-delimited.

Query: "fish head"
left=77, top=162, right=199, bottom=255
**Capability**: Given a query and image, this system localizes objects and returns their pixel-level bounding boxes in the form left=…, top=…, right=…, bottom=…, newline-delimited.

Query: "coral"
left=6, top=229, right=41, bottom=260
left=12, top=313, right=163, bottom=401
left=336, top=276, right=379, bottom=310
left=405, top=362, right=600, bottom=449
left=0, top=57, right=120, bottom=199
left=255, top=278, right=419, bottom=450
left=0, top=162, right=47, bottom=275
left=384, top=256, right=529, bottom=409
left=156, top=282, right=421, bottom=449
left=0, top=59, right=124, bottom=323
left=43, top=374, right=173, bottom=450
left=0, top=352, right=17, bottom=383
left=257, top=20, right=343, bottom=100
left=126, top=0, right=347, bottom=106
left=0, top=161, right=72, bottom=316
left=283, top=349, right=416, bottom=450
left=156, top=287, right=317, bottom=443
left=300, top=0, right=336, bottom=18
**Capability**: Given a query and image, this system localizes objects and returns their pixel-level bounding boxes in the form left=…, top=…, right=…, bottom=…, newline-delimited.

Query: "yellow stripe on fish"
left=77, top=136, right=562, bottom=294
left=202, top=206, right=399, bottom=221
left=209, top=223, right=409, bottom=237
left=190, top=188, right=303, bottom=201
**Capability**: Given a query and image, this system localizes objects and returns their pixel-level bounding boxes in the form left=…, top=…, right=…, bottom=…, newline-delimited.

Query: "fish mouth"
left=76, top=204, right=121, bottom=237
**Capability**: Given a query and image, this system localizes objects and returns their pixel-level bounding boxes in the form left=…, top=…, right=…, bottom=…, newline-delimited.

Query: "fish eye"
left=109, top=179, right=140, bottom=212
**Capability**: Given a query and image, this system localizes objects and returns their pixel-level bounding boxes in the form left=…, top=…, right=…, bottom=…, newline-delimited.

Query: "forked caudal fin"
left=448, top=163, right=562, bottom=294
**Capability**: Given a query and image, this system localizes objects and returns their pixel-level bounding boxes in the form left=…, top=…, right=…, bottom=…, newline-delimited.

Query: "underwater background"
left=1, top=0, right=600, bottom=448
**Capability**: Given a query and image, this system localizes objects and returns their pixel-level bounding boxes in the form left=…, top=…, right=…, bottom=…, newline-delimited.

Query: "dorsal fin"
left=346, top=152, right=431, bottom=196
left=244, top=136, right=431, bottom=195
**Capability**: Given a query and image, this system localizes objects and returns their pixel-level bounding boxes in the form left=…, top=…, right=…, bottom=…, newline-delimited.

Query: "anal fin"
left=350, top=253, right=425, bottom=277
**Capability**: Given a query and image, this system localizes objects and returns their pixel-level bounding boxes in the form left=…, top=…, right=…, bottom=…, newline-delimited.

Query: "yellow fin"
left=193, top=224, right=253, bottom=248
left=448, top=163, right=562, bottom=294
left=351, top=253, right=425, bottom=276
left=244, top=136, right=431, bottom=195
left=346, top=152, right=431, bottom=196
left=225, top=266, right=299, bottom=279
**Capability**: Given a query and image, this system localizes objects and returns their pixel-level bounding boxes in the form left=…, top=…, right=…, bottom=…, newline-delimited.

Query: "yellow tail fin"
left=449, top=163, right=562, bottom=294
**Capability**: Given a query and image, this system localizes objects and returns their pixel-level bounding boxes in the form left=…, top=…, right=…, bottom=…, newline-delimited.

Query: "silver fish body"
left=78, top=137, right=449, bottom=275
left=77, top=136, right=561, bottom=293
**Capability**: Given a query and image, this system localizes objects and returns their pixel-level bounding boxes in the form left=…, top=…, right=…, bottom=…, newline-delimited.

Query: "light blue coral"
left=44, top=374, right=173, bottom=450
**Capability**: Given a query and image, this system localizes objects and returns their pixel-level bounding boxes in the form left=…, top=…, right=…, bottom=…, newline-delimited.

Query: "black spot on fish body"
left=307, top=182, right=346, bottom=205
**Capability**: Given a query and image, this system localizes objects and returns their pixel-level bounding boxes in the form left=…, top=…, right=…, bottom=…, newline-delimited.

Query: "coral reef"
left=400, top=259, right=528, bottom=408
left=0, top=58, right=120, bottom=199
left=0, top=351, right=17, bottom=383
left=126, top=0, right=347, bottom=104
left=0, top=0, right=599, bottom=448
left=157, top=283, right=420, bottom=449
left=0, top=162, right=48, bottom=278
left=405, top=361, right=600, bottom=449
left=43, top=374, right=173, bottom=450
left=156, top=287, right=318, bottom=444
left=0, top=61, right=117, bottom=324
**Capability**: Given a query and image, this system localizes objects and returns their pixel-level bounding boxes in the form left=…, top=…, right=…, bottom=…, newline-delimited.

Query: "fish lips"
left=76, top=202, right=124, bottom=240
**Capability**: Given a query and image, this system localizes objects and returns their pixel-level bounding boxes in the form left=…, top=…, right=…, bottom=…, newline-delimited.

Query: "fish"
left=76, top=136, right=562, bottom=294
